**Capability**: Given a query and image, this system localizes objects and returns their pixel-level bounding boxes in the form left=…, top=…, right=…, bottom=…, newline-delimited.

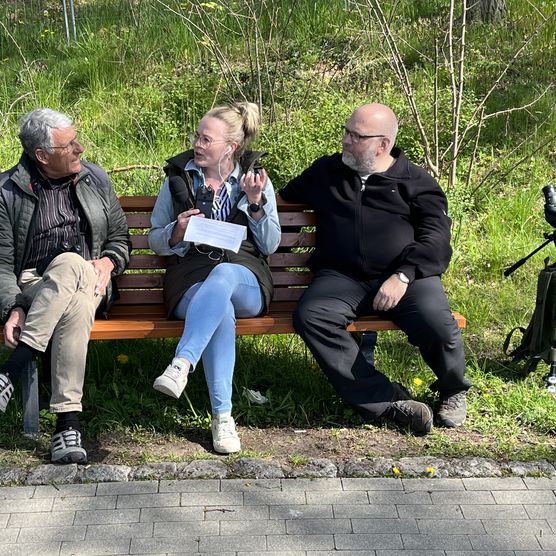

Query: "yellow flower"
left=392, top=466, right=401, bottom=476
left=413, top=377, right=423, bottom=386
left=116, top=354, right=129, bottom=365
left=426, top=466, right=435, bottom=475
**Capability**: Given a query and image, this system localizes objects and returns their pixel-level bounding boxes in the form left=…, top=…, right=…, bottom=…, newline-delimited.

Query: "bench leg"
left=359, top=331, right=378, bottom=367
left=22, top=359, right=40, bottom=435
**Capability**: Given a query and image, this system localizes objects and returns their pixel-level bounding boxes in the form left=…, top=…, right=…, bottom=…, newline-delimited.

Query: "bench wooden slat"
left=82, top=311, right=467, bottom=340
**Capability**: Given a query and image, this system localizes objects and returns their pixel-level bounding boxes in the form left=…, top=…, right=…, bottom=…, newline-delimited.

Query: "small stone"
left=132, top=463, right=177, bottom=480
left=446, top=457, right=503, bottom=477
left=177, top=459, right=228, bottom=479
left=231, top=457, right=284, bottom=479
left=26, top=464, right=78, bottom=485
left=288, top=458, right=337, bottom=478
left=340, top=457, right=396, bottom=477
left=0, top=466, right=28, bottom=485
left=398, top=456, right=449, bottom=477
left=504, top=460, right=556, bottom=477
left=82, top=464, right=131, bottom=483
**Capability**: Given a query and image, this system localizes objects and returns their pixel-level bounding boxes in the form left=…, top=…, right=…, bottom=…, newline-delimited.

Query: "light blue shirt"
left=148, top=159, right=281, bottom=257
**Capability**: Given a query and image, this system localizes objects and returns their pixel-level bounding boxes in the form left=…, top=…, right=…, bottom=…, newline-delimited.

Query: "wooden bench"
left=1, top=196, right=466, bottom=433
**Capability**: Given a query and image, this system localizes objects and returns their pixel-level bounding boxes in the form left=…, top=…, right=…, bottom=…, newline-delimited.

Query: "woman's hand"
left=240, top=169, right=267, bottom=204
left=170, top=208, right=203, bottom=246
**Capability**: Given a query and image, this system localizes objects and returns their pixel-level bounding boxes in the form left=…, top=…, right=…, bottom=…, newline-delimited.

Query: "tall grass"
left=0, top=0, right=555, bottom=463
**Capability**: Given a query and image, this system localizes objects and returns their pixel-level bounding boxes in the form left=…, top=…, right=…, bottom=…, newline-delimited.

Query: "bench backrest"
left=116, top=196, right=315, bottom=313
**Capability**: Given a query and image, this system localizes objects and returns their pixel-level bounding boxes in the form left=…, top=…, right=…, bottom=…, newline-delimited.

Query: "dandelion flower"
left=426, top=466, right=435, bottom=475
left=116, top=354, right=129, bottom=365
left=392, top=466, right=401, bottom=476
left=413, top=377, right=423, bottom=386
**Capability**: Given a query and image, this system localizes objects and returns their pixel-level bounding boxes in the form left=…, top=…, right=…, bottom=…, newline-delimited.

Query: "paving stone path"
left=1, top=475, right=555, bottom=555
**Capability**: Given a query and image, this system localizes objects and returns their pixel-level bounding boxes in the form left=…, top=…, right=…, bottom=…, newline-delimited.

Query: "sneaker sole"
left=51, top=449, right=88, bottom=465
left=213, top=440, right=241, bottom=454
left=153, top=377, right=184, bottom=399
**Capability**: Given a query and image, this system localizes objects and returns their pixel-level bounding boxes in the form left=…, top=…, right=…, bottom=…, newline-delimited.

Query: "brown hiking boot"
left=385, top=400, right=433, bottom=434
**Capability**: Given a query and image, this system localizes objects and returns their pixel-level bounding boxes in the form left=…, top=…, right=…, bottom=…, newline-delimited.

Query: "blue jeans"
left=173, top=263, right=263, bottom=414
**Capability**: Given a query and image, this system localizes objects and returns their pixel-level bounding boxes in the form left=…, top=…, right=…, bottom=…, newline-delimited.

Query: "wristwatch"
left=248, top=193, right=267, bottom=215
left=396, top=271, right=410, bottom=284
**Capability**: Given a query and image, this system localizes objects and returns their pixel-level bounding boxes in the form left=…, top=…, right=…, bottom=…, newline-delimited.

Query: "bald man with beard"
left=279, top=103, right=471, bottom=434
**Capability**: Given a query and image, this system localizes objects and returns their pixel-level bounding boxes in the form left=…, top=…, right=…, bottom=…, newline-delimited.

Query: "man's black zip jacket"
left=278, top=147, right=452, bottom=283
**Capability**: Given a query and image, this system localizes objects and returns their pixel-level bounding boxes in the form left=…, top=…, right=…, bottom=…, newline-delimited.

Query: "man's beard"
left=342, top=150, right=376, bottom=173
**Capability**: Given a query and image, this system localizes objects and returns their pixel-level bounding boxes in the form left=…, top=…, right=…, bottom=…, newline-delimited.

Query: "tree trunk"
left=468, top=0, right=507, bottom=23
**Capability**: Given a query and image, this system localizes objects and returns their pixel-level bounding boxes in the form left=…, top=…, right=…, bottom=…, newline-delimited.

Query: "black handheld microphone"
left=169, top=175, right=190, bottom=208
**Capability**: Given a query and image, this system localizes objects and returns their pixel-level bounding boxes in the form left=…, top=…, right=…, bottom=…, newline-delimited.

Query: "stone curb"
left=1, top=456, right=555, bottom=486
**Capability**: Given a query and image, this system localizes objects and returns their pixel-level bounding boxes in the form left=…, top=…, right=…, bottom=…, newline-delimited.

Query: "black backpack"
left=503, top=260, right=556, bottom=370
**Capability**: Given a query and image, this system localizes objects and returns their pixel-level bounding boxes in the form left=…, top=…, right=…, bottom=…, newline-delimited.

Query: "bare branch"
left=363, top=0, right=439, bottom=176
left=482, top=86, right=552, bottom=121
left=459, top=9, right=556, bottom=147
left=108, top=165, right=161, bottom=174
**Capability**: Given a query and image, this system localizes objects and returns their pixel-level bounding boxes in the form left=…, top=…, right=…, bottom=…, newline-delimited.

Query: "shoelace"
left=165, top=365, right=184, bottom=381
left=442, top=393, right=465, bottom=409
left=55, top=429, right=82, bottom=447
left=216, top=418, right=235, bottom=438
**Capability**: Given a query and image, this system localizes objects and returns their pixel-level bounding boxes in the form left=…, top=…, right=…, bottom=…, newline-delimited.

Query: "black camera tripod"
left=505, top=215, right=556, bottom=393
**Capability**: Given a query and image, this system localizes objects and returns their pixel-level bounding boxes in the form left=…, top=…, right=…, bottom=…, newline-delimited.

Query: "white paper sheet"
left=183, top=216, right=247, bottom=253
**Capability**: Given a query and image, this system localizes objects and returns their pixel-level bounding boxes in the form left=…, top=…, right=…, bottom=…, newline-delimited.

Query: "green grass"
left=0, top=0, right=556, bottom=466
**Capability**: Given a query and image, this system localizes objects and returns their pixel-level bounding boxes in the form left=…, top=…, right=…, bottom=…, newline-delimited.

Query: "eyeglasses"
left=43, top=138, right=82, bottom=152
left=342, top=127, right=385, bottom=144
left=189, top=132, right=228, bottom=149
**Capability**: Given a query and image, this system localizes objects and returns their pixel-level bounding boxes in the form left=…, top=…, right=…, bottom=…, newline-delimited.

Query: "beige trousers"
left=18, top=252, right=103, bottom=413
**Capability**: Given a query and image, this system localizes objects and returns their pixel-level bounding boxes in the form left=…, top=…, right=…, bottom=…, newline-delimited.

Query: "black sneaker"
left=51, top=428, right=88, bottom=464
left=436, top=391, right=467, bottom=428
left=386, top=400, right=433, bottom=434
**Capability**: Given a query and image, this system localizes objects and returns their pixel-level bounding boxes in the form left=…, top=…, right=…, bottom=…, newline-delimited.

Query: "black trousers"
left=293, top=268, right=471, bottom=420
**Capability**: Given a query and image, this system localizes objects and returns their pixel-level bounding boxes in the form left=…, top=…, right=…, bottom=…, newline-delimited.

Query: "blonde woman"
left=148, top=102, right=280, bottom=453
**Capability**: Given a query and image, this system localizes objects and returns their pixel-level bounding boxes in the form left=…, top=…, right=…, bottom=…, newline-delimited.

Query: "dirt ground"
left=85, top=425, right=490, bottom=466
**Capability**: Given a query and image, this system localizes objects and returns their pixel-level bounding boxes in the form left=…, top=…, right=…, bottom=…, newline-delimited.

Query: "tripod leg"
left=546, top=346, right=556, bottom=393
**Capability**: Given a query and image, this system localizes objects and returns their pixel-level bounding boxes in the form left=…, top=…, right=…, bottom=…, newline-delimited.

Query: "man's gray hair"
left=19, top=108, right=73, bottom=160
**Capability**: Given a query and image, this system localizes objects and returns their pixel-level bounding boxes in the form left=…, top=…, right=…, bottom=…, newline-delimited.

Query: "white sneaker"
left=153, top=358, right=190, bottom=399
left=0, top=373, right=14, bottom=414
left=211, top=413, right=241, bottom=454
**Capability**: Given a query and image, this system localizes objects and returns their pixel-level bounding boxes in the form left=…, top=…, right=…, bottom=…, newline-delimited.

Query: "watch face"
left=397, top=272, right=409, bottom=284
left=249, top=202, right=261, bottom=213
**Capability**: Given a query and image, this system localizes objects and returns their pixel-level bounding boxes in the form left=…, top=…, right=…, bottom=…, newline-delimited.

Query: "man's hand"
left=372, top=274, right=408, bottom=312
left=4, top=307, right=26, bottom=348
left=90, top=257, right=115, bottom=296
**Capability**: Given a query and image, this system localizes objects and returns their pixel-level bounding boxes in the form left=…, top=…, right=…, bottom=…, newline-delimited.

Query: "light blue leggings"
left=173, top=263, right=263, bottom=414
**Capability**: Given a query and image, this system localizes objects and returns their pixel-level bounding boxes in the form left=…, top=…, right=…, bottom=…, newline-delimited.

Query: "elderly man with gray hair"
left=0, top=108, right=130, bottom=464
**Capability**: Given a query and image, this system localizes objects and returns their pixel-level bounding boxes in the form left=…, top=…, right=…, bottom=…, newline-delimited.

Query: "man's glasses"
left=44, top=138, right=82, bottom=152
left=189, top=132, right=228, bottom=150
left=342, top=127, right=385, bottom=144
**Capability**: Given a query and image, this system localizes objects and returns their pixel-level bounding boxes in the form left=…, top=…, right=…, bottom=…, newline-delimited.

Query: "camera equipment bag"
left=503, top=260, right=556, bottom=370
